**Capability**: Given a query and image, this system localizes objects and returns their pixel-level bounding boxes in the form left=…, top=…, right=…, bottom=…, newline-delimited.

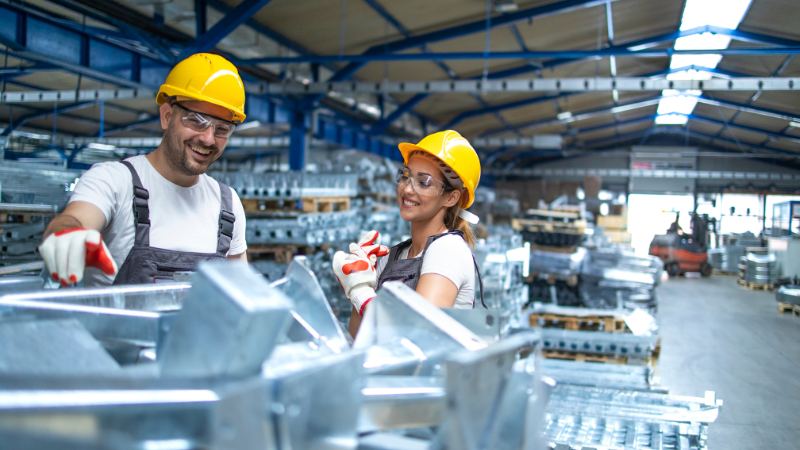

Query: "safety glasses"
left=395, top=167, right=454, bottom=196
left=174, top=103, right=237, bottom=139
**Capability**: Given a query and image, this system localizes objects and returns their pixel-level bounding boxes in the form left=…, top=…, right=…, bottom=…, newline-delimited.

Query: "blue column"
left=289, top=111, right=307, bottom=171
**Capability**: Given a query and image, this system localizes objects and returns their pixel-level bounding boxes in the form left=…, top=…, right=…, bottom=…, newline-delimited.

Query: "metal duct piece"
left=158, top=263, right=294, bottom=378
left=354, top=281, right=487, bottom=375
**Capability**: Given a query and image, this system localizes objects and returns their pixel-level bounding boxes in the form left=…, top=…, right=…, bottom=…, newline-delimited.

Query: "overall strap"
left=119, top=161, right=150, bottom=247
left=472, top=254, right=486, bottom=309
left=388, top=237, right=413, bottom=261
left=216, top=181, right=236, bottom=256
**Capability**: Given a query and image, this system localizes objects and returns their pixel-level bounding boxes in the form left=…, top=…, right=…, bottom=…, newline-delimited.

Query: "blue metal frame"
left=237, top=46, right=800, bottom=64
left=316, top=114, right=402, bottom=162
left=303, top=0, right=611, bottom=107
left=177, top=0, right=275, bottom=60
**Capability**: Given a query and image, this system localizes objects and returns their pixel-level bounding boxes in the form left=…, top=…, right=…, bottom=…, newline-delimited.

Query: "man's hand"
left=333, top=244, right=377, bottom=314
left=38, top=228, right=118, bottom=286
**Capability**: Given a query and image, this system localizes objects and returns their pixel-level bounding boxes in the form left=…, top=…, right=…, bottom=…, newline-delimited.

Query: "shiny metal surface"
left=540, top=329, right=659, bottom=358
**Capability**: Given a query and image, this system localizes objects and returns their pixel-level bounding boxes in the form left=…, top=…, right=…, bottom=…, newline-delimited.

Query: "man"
left=39, top=53, right=248, bottom=286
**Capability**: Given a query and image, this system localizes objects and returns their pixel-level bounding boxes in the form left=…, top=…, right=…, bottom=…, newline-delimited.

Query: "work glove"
left=38, top=228, right=118, bottom=286
left=333, top=243, right=377, bottom=315
left=356, top=230, right=390, bottom=268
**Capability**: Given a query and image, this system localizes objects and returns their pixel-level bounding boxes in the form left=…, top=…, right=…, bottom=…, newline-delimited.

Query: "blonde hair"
left=444, top=202, right=476, bottom=248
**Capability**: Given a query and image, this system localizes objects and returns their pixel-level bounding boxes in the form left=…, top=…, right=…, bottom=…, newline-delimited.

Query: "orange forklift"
left=649, top=212, right=716, bottom=277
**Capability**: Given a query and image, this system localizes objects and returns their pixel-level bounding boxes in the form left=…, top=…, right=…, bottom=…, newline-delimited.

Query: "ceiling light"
left=494, top=0, right=518, bottom=13
left=655, top=114, right=689, bottom=125
left=789, top=121, right=800, bottom=128
left=557, top=112, right=572, bottom=120
left=87, top=143, right=116, bottom=150
left=236, top=121, right=261, bottom=131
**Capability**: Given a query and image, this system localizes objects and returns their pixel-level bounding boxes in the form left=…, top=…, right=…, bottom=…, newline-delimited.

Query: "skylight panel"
left=654, top=0, right=753, bottom=126
left=655, top=114, right=689, bottom=125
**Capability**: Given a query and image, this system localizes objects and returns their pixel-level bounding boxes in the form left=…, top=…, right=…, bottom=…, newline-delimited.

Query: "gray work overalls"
left=112, top=161, right=236, bottom=285
left=376, top=230, right=486, bottom=308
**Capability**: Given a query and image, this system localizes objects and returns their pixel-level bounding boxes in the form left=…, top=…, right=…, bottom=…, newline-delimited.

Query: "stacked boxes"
left=598, top=212, right=630, bottom=244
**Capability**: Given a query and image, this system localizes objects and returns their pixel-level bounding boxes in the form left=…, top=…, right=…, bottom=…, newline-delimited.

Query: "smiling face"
left=398, top=156, right=461, bottom=224
left=159, top=100, right=232, bottom=176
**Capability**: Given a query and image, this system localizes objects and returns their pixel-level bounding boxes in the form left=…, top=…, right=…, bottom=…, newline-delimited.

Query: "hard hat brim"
left=157, top=85, right=246, bottom=123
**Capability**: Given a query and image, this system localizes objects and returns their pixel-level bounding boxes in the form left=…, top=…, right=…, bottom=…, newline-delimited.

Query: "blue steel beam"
left=195, top=0, right=207, bottom=36
left=305, top=0, right=613, bottom=106
left=360, top=0, right=513, bottom=134
left=177, top=0, right=275, bottom=60
left=203, top=0, right=338, bottom=73
left=370, top=94, right=426, bottom=133
left=237, top=46, right=800, bottom=64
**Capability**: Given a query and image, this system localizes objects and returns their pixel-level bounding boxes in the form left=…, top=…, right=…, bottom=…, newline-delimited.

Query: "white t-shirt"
left=69, top=155, right=247, bottom=287
left=376, top=234, right=475, bottom=309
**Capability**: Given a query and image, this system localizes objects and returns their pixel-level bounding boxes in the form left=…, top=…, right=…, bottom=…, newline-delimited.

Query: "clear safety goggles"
left=174, top=103, right=237, bottom=139
left=395, top=167, right=455, bottom=196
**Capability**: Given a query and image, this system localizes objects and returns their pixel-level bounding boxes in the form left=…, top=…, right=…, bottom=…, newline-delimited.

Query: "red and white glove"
left=333, top=243, right=378, bottom=315
left=38, top=228, right=118, bottom=286
left=357, top=230, right=390, bottom=268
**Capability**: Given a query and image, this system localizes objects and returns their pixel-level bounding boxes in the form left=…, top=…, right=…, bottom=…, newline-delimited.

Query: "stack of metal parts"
left=0, top=221, right=47, bottom=260
left=544, top=386, right=722, bottom=450
left=0, top=162, right=82, bottom=264
left=776, top=285, right=800, bottom=305
left=707, top=232, right=763, bottom=273
left=210, top=171, right=358, bottom=199
left=527, top=248, right=585, bottom=306
left=360, top=208, right=410, bottom=248
left=473, top=233, right=530, bottom=333
left=246, top=210, right=361, bottom=246
left=0, top=161, right=81, bottom=209
left=739, top=252, right=779, bottom=285
left=541, top=359, right=661, bottom=392
left=0, top=259, right=561, bottom=450
left=540, top=328, right=659, bottom=360
left=579, top=248, right=663, bottom=312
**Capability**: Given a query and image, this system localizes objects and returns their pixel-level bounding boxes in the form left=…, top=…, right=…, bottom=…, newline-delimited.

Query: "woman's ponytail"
left=444, top=203, right=475, bottom=248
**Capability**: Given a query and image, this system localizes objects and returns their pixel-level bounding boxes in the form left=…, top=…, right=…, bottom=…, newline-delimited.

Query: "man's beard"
left=163, top=123, right=220, bottom=176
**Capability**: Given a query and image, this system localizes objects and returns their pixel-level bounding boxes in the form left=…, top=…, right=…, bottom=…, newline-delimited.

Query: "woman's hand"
left=333, top=244, right=378, bottom=315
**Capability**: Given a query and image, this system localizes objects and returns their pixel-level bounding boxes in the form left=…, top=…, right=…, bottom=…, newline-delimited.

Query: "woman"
left=333, top=130, right=484, bottom=337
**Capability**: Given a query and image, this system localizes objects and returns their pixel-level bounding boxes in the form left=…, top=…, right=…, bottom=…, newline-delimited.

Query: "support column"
left=289, top=111, right=308, bottom=171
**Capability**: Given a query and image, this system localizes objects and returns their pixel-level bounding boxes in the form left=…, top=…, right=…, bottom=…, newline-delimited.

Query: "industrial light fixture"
left=557, top=111, right=572, bottom=120
left=236, top=121, right=262, bottom=131
left=788, top=121, right=800, bottom=128
left=494, top=0, right=518, bottom=13
left=87, top=143, right=116, bottom=150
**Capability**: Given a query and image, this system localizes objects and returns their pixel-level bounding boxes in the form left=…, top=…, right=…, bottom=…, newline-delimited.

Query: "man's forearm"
left=42, top=214, right=84, bottom=241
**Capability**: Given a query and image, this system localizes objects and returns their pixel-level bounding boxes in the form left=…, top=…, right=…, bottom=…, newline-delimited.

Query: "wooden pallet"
left=301, top=197, right=350, bottom=213
left=542, top=350, right=629, bottom=365
left=528, top=243, right=579, bottom=254
left=241, top=198, right=297, bottom=213
left=778, top=302, right=796, bottom=314
left=246, top=244, right=298, bottom=264
left=529, top=313, right=628, bottom=333
left=712, top=270, right=737, bottom=276
left=737, top=279, right=775, bottom=291
left=241, top=196, right=351, bottom=214
left=512, top=218, right=587, bottom=235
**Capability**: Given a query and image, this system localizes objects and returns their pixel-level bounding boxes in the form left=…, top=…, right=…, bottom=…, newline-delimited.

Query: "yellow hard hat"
left=398, top=130, right=481, bottom=209
left=157, top=53, right=246, bottom=123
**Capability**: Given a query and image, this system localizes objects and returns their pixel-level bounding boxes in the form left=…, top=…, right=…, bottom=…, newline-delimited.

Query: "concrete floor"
left=658, top=274, right=800, bottom=449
